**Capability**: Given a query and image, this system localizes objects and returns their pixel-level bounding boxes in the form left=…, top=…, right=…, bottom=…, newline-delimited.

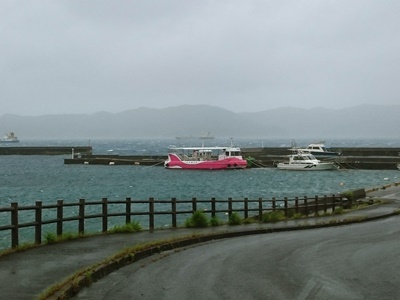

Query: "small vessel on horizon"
left=199, top=132, right=215, bottom=140
left=0, top=132, right=20, bottom=143
left=176, top=132, right=215, bottom=140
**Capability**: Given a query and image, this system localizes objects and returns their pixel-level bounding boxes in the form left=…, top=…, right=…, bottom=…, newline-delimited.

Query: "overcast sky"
left=1, top=1, right=399, bottom=116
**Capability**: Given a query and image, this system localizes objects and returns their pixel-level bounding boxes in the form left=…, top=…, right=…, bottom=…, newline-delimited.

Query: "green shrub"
left=341, top=191, right=354, bottom=201
left=286, top=208, right=297, bottom=218
left=210, top=216, right=223, bottom=226
left=332, top=207, right=344, bottom=215
left=185, top=211, right=209, bottom=228
left=61, top=232, right=79, bottom=241
left=228, top=212, right=242, bottom=225
left=292, top=213, right=304, bottom=219
left=44, top=232, right=58, bottom=244
left=262, top=210, right=286, bottom=223
left=109, top=221, right=141, bottom=233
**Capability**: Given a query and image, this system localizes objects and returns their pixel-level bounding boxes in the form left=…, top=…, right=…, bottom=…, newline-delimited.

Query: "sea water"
left=0, top=138, right=399, bottom=249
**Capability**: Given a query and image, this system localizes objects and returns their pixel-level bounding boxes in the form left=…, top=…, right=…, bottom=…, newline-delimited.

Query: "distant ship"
left=175, top=135, right=195, bottom=140
left=199, top=132, right=215, bottom=140
left=176, top=132, right=215, bottom=140
left=0, top=132, right=20, bottom=143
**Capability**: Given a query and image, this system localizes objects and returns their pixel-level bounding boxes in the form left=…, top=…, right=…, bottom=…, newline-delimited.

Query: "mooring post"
left=35, top=201, right=42, bottom=245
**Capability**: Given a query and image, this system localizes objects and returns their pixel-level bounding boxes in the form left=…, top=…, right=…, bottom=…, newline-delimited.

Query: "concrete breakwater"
left=63, top=147, right=400, bottom=170
left=242, top=147, right=400, bottom=170
left=0, top=146, right=92, bottom=155
left=64, top=154, right=166, bottom=166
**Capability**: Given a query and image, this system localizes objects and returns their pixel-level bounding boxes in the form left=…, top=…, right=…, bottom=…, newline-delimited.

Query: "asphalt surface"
left=0, top=184, right=399, bottom=300
left=77, top=216, right=400, bottom=300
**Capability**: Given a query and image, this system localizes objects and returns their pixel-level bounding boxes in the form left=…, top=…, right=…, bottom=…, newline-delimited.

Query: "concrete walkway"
left=1, top=185, right=399, bottom=300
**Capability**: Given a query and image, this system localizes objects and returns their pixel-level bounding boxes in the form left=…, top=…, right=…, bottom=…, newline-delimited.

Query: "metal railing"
left=0, top=195, right=347, bottom=249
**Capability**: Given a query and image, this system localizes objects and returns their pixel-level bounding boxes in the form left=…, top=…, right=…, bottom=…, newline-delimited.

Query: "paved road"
left=76, top=216, right=400, bottom=300
left=0, top=184, right=399, bottom=299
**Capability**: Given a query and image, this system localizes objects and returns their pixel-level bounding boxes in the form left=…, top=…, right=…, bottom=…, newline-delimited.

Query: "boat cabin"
left=169, top=146, right=243, bottom=162
left=283, top=153, right=319, bottom=164
left=305, top=144, right=328, bottom=152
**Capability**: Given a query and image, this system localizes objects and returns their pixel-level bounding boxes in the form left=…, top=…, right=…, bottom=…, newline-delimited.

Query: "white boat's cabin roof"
left=306, top=143, right=326, bottom=150
left=290, top=153, right=318, bottom=160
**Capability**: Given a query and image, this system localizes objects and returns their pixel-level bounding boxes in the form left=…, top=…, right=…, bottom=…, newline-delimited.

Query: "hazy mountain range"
left=0, top=104, right=399, bottom=139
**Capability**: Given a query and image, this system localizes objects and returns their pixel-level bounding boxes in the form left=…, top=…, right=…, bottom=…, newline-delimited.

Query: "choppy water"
left=1, top=138, right=399, bottom=249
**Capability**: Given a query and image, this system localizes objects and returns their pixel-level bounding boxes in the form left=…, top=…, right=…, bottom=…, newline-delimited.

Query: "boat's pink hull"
left=165, top=154, right=247, bottom=170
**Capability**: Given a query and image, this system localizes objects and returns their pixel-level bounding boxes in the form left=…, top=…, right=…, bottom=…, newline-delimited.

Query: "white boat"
left=0, top=132, right=20, bottom=143
left=290, top=141, right=340, bottom=157
left=164, top=144, right=247, bottom=170
left=277, top=152, right=339, bottom=171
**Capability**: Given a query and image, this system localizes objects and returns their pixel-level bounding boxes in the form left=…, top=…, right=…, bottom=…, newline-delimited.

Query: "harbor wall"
left=62, top=147, right=400, bottom=170
left=241, top=147, right=400, bottom=170
left=0, top=146, right=92, bottom=155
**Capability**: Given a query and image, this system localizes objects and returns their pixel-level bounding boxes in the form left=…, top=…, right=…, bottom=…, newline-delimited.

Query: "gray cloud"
left=1, top=0, right=399, bottom=116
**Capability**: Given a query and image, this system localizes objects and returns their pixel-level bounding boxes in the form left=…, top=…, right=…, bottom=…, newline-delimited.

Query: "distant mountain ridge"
left=0, top=104, right=398, bottom=139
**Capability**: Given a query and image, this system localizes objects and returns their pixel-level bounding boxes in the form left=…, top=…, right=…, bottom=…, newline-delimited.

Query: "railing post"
left=272, top=197, right=276, bottom=211
left=102, top=198, right=108, bottom=232
left=295, top=197, right=299, bottom=214
left=171, top=198, right=177, bottom=228
left=211, top=198, right=216, bottom=218
left=35, top=201, right=42, bottom=245
left=149, top=197, right=154, bottom=231
left=332, top=194, right=336, bottom=212
left=79, top=198, right=85, bottom=234
left=304, top=196, right=308, bottom=216
left=244, top=198, right=248, bottom=219
left=228, top=198, right=233, bottom=217
left=258, top=198, right=263, bottom=221
left=57, top=200, right=63, bottom=236
left=125, top=197, right=131, bottom=224
left=323, top=195, right=328, bottom=214
left=284, top=197, right=288, bottom=217
left=315, top=195, right=319, bottom=215
left=11, top=202, right=19, bottom=248
left=192, top=197, right=197, bottom=213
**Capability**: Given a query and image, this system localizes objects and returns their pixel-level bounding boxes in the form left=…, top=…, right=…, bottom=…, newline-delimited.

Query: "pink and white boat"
left=164, top=145, right=248, bottom=170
